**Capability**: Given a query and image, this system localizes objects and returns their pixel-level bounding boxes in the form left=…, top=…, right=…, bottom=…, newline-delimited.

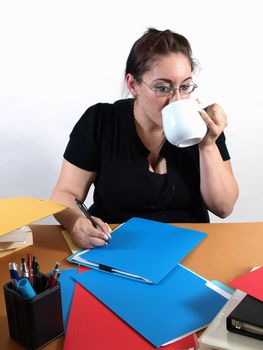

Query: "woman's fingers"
left=199, top=103, right=228, bottom=145
left=72, top=217, right=108, bottom=249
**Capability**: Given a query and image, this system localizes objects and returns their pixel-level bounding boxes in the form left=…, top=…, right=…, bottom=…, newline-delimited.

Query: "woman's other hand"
left=199, top=103, right=228, bottom=147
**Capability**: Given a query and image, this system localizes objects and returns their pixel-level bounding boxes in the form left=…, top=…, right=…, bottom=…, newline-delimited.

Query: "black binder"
left=226, top=294, right=263, bottom=341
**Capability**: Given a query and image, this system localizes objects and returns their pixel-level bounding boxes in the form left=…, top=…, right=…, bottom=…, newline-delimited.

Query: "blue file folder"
left=75, top=264, right=228, bottom=348
left=68, top=217, right=207, bottom=283
left=59, top=268, right=79, bottom=329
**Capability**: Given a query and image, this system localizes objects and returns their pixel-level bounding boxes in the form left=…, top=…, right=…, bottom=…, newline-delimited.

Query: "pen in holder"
left=4, top=273, right=64, bottom=350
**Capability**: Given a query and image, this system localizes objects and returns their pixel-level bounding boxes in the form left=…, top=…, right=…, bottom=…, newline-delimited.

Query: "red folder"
left=63, top=280, right=198, bottom=350
left=229, top=266, right=263, bottom=301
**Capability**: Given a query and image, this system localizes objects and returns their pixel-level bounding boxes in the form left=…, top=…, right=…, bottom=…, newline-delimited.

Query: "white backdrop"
left=1, top=0, right=263, bottom=223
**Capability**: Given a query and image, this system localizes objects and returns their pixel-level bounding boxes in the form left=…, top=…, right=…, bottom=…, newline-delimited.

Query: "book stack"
left=0, top=226, right=33, bottom=258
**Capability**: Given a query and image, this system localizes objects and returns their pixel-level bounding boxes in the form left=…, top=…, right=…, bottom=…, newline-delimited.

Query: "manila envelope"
left=0, top=197, right=66, bottom=237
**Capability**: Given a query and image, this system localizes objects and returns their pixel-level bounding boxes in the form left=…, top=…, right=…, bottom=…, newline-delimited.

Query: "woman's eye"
left=180, top=84, right=190, bottom=91
left=156, top=85, right=172, bottom=93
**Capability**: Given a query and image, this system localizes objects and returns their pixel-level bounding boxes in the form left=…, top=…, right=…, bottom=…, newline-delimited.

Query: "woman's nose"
left=169, top=89, right=182, bottom=102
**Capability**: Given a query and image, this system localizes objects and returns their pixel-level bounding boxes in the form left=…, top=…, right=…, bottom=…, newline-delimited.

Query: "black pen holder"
left=3, top=274, right=64, bottom=350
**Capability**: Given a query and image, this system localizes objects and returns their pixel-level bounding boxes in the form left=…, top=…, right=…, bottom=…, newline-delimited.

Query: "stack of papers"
left=0, top=226, right=33, bottom=257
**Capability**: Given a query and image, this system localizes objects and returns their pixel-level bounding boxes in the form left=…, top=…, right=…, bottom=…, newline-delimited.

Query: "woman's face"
left=134, top=53, right=193, bottom=128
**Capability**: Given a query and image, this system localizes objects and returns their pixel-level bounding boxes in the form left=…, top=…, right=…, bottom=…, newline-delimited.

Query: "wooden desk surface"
left=0, top=222, right=262, bottom=349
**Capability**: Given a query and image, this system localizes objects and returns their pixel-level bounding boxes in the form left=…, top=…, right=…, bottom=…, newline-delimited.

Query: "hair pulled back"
left=125, top=28, right=195, bottom=82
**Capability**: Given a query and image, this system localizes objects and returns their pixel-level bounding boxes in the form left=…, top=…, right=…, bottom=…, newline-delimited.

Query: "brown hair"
left=125, top=28, right=196, bottom=82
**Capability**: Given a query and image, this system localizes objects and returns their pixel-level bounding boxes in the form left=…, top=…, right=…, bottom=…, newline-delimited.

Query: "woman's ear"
left=125, top=74, right=138, bottom=97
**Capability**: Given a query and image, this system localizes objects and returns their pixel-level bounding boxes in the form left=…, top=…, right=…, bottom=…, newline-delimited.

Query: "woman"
left=51, top=28, right=239, bottom=249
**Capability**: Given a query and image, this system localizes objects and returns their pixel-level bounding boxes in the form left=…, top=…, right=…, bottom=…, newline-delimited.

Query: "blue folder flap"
left=75, top=264, right=228, bottom=348
left=68, top=217, right=207, bottom=284
left=59, top=268, right=79, bottom=330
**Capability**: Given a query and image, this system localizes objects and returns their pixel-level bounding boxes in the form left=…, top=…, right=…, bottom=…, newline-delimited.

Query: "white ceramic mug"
left=162, top=99, right=207, bottom=148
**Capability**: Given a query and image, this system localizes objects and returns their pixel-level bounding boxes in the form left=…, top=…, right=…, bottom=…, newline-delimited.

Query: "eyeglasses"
left=141, top=80, right=198, bottom=97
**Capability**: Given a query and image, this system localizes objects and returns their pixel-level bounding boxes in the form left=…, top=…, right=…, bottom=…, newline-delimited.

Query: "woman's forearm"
left=51, top=190, right=83, bottom=233
left=199, top=144, right=239, bottom=218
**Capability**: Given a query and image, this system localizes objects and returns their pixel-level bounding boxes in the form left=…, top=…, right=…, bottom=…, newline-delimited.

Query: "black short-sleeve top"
left=64, top=98, right=230, bottom=223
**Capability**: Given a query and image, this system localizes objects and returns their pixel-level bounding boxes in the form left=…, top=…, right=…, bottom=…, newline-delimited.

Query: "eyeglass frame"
left=140, top=79, right=198, bottom=97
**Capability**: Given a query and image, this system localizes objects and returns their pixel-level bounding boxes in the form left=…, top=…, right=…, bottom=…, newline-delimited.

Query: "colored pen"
left=46, top=262, right=60, bottom=289
left=32, top=256, right=43, bottom=293
left=27, top=253, right=33, bottom=285
left=9, top=262, right=20, bottom=286
left=32, top=256, right=39, bottom=275
left=20, top=258, right=29, bottom=279
left=75, top=198, right=111, bottom=241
